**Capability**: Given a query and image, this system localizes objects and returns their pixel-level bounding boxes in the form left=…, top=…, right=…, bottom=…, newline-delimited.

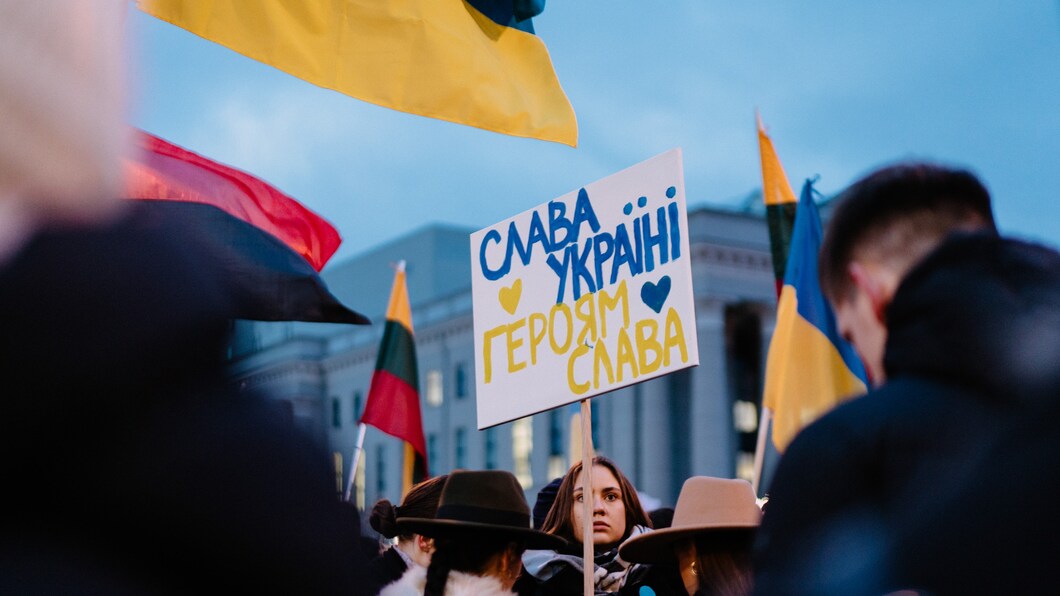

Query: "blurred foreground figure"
left=0, top=212, right=368, bottom=594
left=0, top=0, right=128, bottom=261
left=753, top=163, right=1060, bottom=594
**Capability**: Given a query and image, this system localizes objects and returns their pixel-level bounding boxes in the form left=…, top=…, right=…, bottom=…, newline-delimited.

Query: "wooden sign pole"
left=581, top=398, right=594, bottom=596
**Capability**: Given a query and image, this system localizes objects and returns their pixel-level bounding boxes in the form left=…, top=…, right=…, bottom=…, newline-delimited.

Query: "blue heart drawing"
left=640, top=276, right=671, bottom=313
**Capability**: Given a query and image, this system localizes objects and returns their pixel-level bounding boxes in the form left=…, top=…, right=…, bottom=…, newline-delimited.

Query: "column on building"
left=690, top=298, right=734, bottom=478
left=635, top=374, right=674, bottom=505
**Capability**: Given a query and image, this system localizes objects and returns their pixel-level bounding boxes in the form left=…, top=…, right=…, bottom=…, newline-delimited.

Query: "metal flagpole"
left=344, top=422, right=368, bottom=502
left=751, top=407, right=772, bottom=497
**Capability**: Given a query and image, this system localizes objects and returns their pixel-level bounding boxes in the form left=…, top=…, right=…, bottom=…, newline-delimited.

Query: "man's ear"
left=847, top=261, right=889, bottom=322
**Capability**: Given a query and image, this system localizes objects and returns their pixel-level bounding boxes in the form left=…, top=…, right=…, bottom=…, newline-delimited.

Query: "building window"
left=455, top=362, right=468, bottom=399
left=725, top=303, right=763, bottom=482
left=352, top=391, right=363, bottom=423
left=426, top=369, right=444, bottom=406
left=484, top=428, right=497, bottom=470
left=590, top=401, right=600, bottom=450
left=454, top=427, right=467, bottom=469
left=427, top=433, right=438, bottom=474
left=375, top=445, right=387, bottom=497
left=512, top=417, right=533, bottom=488
left=331, top=397, right=341, bottom=429
left=547, top=410, right=566, bottom=480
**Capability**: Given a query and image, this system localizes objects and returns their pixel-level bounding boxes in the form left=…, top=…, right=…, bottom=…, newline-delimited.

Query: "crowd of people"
left=354, top=162, right=1059, bottom=596
left=4, top=25, right=1057, bottom=588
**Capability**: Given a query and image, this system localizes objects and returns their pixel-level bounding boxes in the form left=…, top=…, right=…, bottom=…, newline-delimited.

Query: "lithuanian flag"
left=359, top=261, right=429, bottom=495
left=762, top=181, right=868, bottom=451
left=757, top=113, right=798, bottom=297
left=137, top=0, right=577, bottom=146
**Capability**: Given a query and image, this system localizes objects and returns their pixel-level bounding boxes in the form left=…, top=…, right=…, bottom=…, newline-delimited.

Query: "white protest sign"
left=470, top=149, right=699, bottom=429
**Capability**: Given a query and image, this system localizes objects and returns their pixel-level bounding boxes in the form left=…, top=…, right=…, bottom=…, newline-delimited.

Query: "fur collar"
left=379, top=565, right=514, bottom=596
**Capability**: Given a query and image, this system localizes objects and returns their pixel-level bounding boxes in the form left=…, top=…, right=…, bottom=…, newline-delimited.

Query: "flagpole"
left=752, top=408, right=772, bottom=497
left=581, top=398, right=594, bottom=596
left=344, top=422, right=367, bottom=503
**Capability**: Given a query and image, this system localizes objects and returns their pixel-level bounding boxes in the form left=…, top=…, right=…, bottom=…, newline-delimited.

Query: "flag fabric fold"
left=137, top=0, right=578, bottom=146
left=123, top=130, right=369, bottom=325
left=359, top=262, right=429, bottom=494
left=757, top=113, right=798, bottom=298
left=125, top=130, right=339, bottom=271
left=762, top=181, right=868, bottom=451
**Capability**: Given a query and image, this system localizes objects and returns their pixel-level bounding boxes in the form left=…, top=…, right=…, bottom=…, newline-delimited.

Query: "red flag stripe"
left=123, top=130, right=340, bottom=271
left=360, top=369, right=428, bottom=462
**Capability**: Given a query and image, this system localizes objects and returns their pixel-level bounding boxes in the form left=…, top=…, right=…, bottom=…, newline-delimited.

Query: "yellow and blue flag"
left=138, top=0, right=577, bottom=146
left=762, top=180, right=868, bottom=451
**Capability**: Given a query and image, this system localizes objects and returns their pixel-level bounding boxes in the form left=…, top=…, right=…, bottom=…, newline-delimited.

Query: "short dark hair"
left=819, top=162, right=996, bottom=302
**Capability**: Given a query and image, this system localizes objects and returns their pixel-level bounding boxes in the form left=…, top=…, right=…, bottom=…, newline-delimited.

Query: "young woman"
left=619, top=476, right=761, bottom=596
left=366, top=474, right=449, bottom=594
left=519, top=456, right=666, bottom=595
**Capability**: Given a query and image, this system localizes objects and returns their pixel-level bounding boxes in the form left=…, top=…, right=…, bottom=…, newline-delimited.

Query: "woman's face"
left=675, top=539, right=699, bottom=595
left=570, top=465, right=627, bottom=549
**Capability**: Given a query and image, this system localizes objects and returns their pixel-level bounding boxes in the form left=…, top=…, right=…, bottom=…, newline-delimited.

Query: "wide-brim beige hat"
left=397, top=470, right=567, bottom=550
left=619, top=476, right=761, bottom=563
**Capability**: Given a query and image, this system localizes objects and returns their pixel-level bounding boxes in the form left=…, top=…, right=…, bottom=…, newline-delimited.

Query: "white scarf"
left=379, top=565, right=515, bottom=596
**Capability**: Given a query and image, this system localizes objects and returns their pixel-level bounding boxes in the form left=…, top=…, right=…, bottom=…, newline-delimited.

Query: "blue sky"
left=128, top=1, right=1060, bottom=266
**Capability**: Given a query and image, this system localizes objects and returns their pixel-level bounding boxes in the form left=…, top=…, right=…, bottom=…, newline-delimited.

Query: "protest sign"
left=471, top=149, right=699, bottom=428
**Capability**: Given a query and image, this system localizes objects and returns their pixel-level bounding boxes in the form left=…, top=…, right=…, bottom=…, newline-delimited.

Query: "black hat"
left=397, top=470, right=566, bottom=550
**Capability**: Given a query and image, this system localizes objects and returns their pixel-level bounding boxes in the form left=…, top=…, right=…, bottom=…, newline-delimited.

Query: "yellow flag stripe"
left=385, top=268, right=413, bottom=333
left=139, top=0, right=577, bottom=146
left=757, top=116, right=797, bottom=206
left=763, top=285, right=867, bottom=450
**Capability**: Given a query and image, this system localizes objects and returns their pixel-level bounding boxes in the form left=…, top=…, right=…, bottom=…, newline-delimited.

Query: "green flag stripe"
left=373, top=320, right=419, bottom=390
left=766, top=202, right=797, bottom=282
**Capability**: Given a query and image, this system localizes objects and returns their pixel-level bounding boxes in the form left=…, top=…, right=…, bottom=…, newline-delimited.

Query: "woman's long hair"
left=540, top=456, right=651, bottom=547
left=691, top=530, right=755, bottom=596
left=423, top=532, right=523, bottom=596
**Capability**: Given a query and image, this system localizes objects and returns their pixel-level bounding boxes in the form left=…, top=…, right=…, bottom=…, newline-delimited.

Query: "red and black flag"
left=123, top=130, right=368, bottom=324
left=359, top=262, right=429, bottom=495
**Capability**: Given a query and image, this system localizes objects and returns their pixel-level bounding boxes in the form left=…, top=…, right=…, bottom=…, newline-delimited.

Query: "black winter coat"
left=753, top=234, right=1060, bottom=595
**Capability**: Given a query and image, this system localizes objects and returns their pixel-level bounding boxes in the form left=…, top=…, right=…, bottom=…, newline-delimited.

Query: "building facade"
left=229, top=204, right=779, bottom=511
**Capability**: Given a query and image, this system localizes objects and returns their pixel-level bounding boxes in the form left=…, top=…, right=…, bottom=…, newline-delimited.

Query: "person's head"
left=650, top=507, right=676, bottom=530
left=368, top=474, right=448, bottom=567
left=396, top=470, right=565, bottom=595
left=819, top=162, right=996, bottom=383
left=542, top=456, right=650, bottom=551
left=620, top=477, right=761, bottom=596
left=532, top=476, right=563, bottom=530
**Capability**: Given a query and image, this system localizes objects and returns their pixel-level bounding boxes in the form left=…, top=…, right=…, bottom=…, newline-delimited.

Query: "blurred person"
left=519, top=456, right=658, bottom=595
left=753, top=162, right=1060, bottom=594
left=621, top=477, right=761, bottom=596
left=0, top=0, right=128, bottom=261
left=380, top=470, right=565, bottom=596
left=0, top=205, right=369, bottom=593
left=367, top=474, right=449, bottom=594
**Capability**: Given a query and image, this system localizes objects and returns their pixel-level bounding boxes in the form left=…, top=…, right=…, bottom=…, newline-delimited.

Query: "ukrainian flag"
left=138, top=0, right=577, bottom=146
left=763, top=181, right=868, bottom=451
